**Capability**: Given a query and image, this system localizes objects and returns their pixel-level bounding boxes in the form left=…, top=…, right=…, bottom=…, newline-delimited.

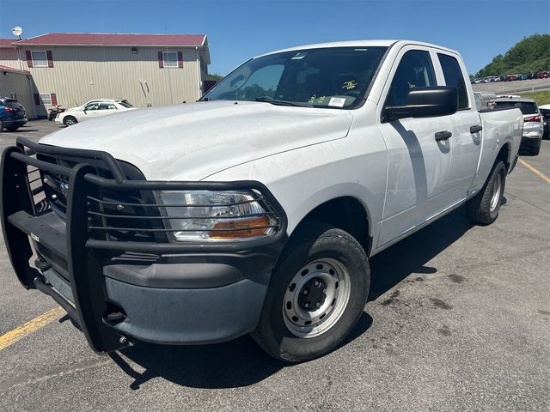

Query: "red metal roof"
left=0, top=39, right=18, bottom=47
left=0, top=64, right=30, bottom=74
left=15, top=33, right=207, bottom=47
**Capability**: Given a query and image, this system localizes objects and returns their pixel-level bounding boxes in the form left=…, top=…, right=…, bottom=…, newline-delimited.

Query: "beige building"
left=0, top=33, right=210, bottom=118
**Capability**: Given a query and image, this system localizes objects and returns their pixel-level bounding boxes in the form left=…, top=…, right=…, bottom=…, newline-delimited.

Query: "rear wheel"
left=0, top=121, right=4, bottom=132
left=251, top=222, right=370, bottom=363
left=63, top=116, right=77, bottom=126
left=466, top=160, right=506, bottom=225
left=5, top=126, right=19, bottom=132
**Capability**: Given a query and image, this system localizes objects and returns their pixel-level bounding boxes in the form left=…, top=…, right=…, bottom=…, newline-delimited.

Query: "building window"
left=40, top=93, right=52, bottom=105
left=158, top=51, right=183, bottom=68
left=163, top=52, right=178, bottom=68
left=26, top=50, right=54, bottom=68
left=32, top=51, right=48, bottom=67
left=34, top=93, right=57, bottom=106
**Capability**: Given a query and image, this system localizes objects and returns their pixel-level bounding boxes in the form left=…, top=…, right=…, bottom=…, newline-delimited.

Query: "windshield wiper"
left=255, top=96, right=308, bottom=107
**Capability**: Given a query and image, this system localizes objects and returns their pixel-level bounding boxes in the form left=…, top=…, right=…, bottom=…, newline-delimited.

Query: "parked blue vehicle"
left=0, top=97, right=27, bottom=132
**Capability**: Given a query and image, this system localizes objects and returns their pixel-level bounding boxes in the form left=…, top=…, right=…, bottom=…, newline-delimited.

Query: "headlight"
left=158, top=190, right=278, bottom=242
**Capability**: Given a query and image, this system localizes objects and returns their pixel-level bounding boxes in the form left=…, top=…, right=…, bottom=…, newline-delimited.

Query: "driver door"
left=376, top=48, right=455, bottom=247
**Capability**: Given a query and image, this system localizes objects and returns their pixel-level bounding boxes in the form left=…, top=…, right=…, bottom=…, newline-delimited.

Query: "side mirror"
left=383, top=86, right=458, bottom=122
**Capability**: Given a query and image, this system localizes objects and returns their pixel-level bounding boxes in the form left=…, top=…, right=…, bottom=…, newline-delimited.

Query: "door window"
left=438, top=53, right=469, bottom=109
left=385, top=50, right=436, bottom=107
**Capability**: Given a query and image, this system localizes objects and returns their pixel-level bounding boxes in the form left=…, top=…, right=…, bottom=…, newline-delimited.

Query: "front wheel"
left=251, top=223, right=370, bottom=363
left=63, top=116, right=77, bottom=126
left=466, top=160, right=506, bottom=225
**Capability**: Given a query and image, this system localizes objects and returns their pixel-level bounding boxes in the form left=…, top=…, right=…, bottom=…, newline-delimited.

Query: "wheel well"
left=497, top=143, right=511, bottom=169
left=296, top=197, right=372, bottom=256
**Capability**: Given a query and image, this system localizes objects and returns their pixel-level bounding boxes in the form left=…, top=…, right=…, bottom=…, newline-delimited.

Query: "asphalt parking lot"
left=0, top=120, right=549, bottom=412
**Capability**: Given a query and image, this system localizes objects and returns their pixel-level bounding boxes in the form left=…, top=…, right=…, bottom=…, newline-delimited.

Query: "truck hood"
left=40, top=101, right=353, bottom=180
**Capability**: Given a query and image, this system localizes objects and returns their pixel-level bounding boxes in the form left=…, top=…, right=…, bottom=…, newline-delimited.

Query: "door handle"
left=470, top=125, right=483, bottom=134
left=435, top=130, right=452, bottom=141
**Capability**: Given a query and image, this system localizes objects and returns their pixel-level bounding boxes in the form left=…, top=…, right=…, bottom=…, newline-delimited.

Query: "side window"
left=386, top=50, right=436, bottom=106
left=438, top=53, right=468, bottom=110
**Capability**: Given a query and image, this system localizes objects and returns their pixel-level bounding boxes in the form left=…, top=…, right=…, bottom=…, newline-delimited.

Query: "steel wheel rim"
left=283, top=258, right=351, bottom=338
left=490, top=172, right=502, bottom=212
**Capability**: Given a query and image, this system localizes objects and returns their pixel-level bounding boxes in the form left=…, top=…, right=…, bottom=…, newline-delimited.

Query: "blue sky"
left=1, top=0, right=548, bottom=75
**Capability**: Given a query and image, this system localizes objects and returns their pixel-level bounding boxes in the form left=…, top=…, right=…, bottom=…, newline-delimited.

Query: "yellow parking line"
left=518, top=158, right=550, bottom=183
left=0, top=306, right=64, bottom=351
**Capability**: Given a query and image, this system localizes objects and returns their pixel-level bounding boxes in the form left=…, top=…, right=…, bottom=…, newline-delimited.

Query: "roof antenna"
left=12, top=26, right=23, bottom=39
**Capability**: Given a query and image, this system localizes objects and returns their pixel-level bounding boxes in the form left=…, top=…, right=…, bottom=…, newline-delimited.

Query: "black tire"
left=466, top=160, right=506, bottom=225
left=5, top=126, right=19, bottom=132
left=0, top=120, right=4, bottom=132
left=63, top=116, right=77, bottom=126
left=251, top=222, right=370, bottom=363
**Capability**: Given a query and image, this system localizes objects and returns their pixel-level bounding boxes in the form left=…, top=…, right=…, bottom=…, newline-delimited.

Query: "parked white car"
left=55, top=99, right=135, bottom=126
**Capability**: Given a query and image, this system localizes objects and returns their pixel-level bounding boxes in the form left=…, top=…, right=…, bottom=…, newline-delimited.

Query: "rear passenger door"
left=436, top=52, right=482, bottom=199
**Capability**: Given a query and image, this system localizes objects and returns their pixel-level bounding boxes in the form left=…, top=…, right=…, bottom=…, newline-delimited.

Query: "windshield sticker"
left=308, top=95, right=328, bottom=104
left=291, top=52, right=308, bottom=60
left=342, top=80, right=358, bottom=90
left=328, top=97, right=346, bottom=108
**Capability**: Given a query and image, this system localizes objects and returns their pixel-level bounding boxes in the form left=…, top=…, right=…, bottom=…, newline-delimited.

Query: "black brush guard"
left=1, top=137, right=286, bottom=353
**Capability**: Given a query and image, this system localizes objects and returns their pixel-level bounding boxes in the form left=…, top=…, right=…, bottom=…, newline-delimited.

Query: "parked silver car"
left=492, top=98, right=543, bottom=155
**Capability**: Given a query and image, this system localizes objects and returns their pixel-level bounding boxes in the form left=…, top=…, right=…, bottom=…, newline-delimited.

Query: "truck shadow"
left=368, top=206, right=474, bottom=301
left=113, top=207, right=475, bottom=390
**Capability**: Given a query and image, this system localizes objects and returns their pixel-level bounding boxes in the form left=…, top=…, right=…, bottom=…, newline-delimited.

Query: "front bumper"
left=34, top=247, right=276, bottom=345
left=1, top=137, right=287, bottom=352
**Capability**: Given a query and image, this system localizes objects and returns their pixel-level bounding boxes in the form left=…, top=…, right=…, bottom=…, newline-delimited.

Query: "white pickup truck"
left=1, top=40, right=522, bottom=363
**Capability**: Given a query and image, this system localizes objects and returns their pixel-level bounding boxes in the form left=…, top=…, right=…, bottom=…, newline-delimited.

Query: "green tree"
left=206, top=73, right=224, bottom=81
left=476, top=34, right=550, bottom=77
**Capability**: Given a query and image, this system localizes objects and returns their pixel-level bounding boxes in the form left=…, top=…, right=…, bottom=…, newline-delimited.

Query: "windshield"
left=202, top=47, right=387, bottom=109
left=493, top=101, right=538, bottom=115
left=3, top=99, right=24, bottom=110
